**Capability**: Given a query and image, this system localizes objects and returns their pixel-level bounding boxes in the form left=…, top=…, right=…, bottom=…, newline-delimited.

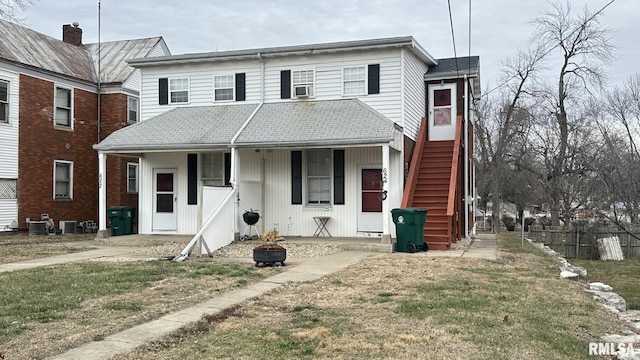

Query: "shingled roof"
left=0, top=19, right=164, bottom=84
left=94, top=99, right=400, bottom=152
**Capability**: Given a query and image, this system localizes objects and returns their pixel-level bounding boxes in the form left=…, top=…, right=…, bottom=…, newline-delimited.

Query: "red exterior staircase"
left=402, top=116, right=463, bottom=250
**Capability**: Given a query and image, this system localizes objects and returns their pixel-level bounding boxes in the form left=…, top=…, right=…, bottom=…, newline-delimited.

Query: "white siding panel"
left=0, top=69, right=19, bottom=179
left=138, top=152, right=198, bottom=234
left=140, top=61, right=262, bottom=121
left=402, top=50, right=428, bottom=140
left=122, top=68, right=141, bottom=94
left=257, top=147, right=384, bottom=237
left=0, top=199, right=18, bottom=229
left=148, top=42, right=171, bottom=57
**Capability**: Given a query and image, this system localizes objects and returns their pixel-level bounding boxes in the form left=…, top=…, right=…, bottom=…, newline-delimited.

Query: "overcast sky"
left=17, top=0, right=640, bottom=92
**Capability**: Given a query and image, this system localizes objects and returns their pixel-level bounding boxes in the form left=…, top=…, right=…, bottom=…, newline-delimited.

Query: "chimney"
left=62, top=22, right=83, bottom=46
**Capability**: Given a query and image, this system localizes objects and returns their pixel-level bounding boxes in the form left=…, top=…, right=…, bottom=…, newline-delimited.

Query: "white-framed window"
left=343, top=66, right=366, bottom=95
left=306, top=149, right=331, bottom=205
left=202, top=153, right=224, bottom=186
left=55, top=86, right=73, bottom=127
left=54, top=160, right=73, bottom=199
left=128, top=96, right=139, bottom=123
left=0, top=79, right=8, bottom=123
left=292, top=69, right=314, bottom=98
left=214, top=75, right=234, bottom=101
left=127, top=162, right=138, bottom=193
left=169, top=78, right=189, bottom=103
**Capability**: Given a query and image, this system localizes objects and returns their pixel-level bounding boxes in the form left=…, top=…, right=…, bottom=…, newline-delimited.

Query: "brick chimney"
left=62, top=22, right=82, bottom=46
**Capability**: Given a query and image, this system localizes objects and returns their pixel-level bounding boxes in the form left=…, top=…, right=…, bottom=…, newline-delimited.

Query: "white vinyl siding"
left=403, top=49, right=429, bottom=141
left=0, top=70, right=19, bottom=182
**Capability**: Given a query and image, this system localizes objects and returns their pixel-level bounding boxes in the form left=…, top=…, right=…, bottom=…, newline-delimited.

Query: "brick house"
left=0, top=19, right=170, bottom=231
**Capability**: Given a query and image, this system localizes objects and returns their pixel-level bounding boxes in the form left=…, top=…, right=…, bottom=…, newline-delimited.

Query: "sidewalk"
left=2, top=234, right=498, bottom=359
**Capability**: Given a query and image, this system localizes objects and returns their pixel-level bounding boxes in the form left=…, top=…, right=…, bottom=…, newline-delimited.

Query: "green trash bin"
left=107, top=206, right=136, bottom=236
left=391, top=208, right=428, bottom=253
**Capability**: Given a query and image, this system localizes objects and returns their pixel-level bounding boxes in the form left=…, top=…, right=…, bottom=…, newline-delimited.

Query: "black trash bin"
left=107, top=206, right=136, bottom=236
left=391, top=208, right=428, bottom=252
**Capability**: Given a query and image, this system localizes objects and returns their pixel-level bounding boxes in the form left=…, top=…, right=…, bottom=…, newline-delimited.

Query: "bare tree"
left=531, top=0, right=614, bottom=226
left=475, top=48, right=543, bottom=232
left=0, top=0, right=36, bottom=23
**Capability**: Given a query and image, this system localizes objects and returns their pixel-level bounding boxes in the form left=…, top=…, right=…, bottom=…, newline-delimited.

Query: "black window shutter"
left=368, top=64, right=380, bottom=94
left=235, top=73, right=246, bottom=101
left=224, top=152, right=231, bottom=186
left=334, top=150, right=345, bottom=205
left=159, top=78, right=169, bottom=105
left=187, top=153, right=197, bottom=205
left=291, top=151, right=302, bottom=204
left=281, top=70, right=291, bottom=99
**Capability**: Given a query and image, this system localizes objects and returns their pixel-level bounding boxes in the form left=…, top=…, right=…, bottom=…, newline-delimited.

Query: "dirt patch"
left=0, top=233, right=97, bottom=264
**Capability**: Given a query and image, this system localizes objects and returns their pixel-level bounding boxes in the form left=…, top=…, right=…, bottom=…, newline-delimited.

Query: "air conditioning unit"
left=60, top=221, right=77, bottom=234
left=294, top=85, right=312, bottom=98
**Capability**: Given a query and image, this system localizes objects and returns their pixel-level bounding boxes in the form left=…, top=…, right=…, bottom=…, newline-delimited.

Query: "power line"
left=481, top=0, right=615, bottom=99
left=447, top=0, right=460, bottom=80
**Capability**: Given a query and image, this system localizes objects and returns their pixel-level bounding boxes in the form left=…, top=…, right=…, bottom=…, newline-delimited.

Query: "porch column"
left=382, top=144, right=391, bottom=243
left=97, top=152, right=108, bottom=238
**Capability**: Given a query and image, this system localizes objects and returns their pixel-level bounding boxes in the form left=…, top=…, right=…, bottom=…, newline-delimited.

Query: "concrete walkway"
left=1, top=234, right=497, bottom=359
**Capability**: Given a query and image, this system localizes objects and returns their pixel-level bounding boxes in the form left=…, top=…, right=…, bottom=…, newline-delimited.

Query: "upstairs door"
left=153, top=169, right=177, bottom=232
left=357, top=166, right=383, bottom=232
left=428, top=83, right=457, bottom=141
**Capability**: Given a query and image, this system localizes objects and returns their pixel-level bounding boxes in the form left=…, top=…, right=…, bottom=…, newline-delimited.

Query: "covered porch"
left=94, top=100, right=404, bottom=258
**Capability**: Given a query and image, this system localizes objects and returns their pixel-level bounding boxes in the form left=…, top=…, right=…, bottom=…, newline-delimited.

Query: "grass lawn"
left=0, top=259, right=281, bottom=359
left=112, top=232, right=634, bottom=360
left=0, top=233, right=97, bottom=264
left=572, top=258, right=640, bottom=310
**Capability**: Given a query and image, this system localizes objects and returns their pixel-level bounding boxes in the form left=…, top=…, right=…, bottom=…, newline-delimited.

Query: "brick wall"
left=18, top=74, right=98, bottom=229
left=17, top=76, right=138, bottom=231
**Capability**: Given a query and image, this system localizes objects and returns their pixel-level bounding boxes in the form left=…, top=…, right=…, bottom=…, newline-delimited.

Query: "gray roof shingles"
left=95, top=104, right=259, bottom=151
left=95, top=99, right=398, bottom=152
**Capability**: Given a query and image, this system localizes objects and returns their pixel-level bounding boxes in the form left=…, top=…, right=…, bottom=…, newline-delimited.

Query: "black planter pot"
left=253, top=246, right=286, bottom=267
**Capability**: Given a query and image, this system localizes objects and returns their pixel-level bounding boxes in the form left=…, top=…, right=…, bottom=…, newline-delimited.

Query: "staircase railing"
left=401, top=116, right=427, bottom=207
left=446, top=116, right=463, bottom=242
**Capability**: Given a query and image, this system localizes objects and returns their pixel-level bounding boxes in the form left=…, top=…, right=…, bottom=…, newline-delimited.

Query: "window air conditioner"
left=294, top=85, right=312, bottom=98
left=60, top=220, right=77, bottom=234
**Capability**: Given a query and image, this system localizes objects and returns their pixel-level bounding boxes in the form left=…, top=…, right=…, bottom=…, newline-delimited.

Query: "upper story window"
left=214, top=75, right=234, bottom=101
left=127, top=162, right=138, bottom=193
left=54, top=160, right=73, bottom=199
left=343, top=66, right=366, bottom=95
left=128, top=96, right=139, bottom=123
left=169, top=78, right=189, bottom=103
left=55, top=86, right=72, bottom=128
left=292, top=70, right=314, bottom=98
left=0, top=80, right=8, bottom=123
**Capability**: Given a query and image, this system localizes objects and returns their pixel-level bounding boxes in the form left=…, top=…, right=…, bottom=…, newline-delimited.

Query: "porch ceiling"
left=94, top=99, right=401, bottom=153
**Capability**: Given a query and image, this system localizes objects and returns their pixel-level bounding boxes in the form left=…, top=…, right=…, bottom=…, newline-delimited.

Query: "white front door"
left=357, top=166, right=383, bottom=232
left=152, top=169, right=177, bottom=232
left=428, top=83, right=457, bottom=141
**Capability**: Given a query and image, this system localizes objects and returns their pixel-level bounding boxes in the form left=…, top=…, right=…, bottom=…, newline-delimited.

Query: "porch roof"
left=94, top=104, right=258, bottom=152
left=94, top=99, right=400, bottom=153
left=234, top=99, right=400, bottom=147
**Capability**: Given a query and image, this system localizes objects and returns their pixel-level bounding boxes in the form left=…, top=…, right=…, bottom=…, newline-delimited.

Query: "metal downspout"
left=464, top=75, right=470, bottom=239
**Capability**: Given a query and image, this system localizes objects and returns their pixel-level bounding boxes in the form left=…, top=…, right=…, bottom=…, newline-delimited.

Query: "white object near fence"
left=597, top=236, right=624, bottom=261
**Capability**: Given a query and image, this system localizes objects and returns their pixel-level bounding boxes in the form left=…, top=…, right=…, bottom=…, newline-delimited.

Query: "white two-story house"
left=95, top=36, right=479, bottom=253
